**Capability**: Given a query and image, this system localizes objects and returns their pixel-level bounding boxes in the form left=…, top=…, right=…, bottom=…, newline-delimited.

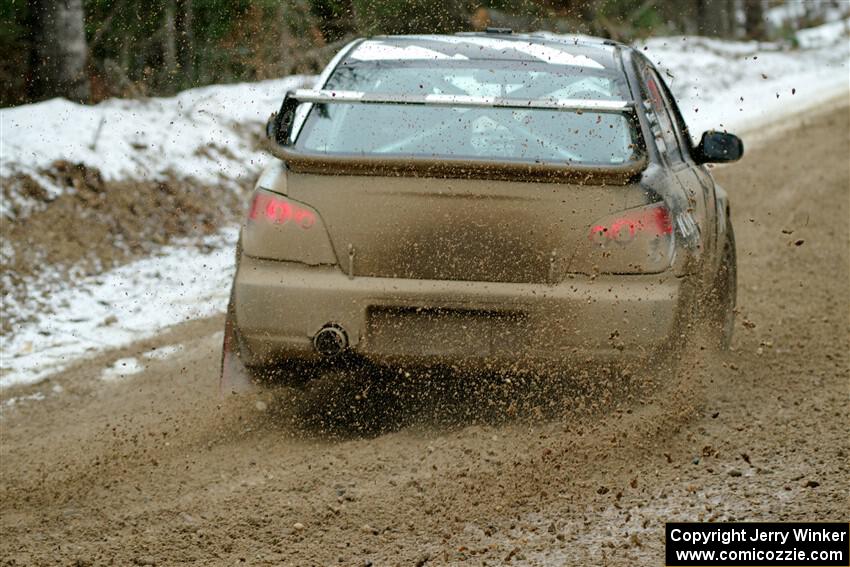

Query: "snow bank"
left=766, top=0, right=850, bottom=34
left=639, top=20, right=849, bottom=141
left=1, top=228, right=236, bottom=387
left=1, top=21, right=848, bottom=389
left=796, top=17, right=850, bottom=48
left=1, top=75, right=313, bottom=217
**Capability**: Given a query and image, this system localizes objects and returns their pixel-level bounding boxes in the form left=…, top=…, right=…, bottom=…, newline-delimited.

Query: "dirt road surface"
left=2, top=103, right=848, bottom=566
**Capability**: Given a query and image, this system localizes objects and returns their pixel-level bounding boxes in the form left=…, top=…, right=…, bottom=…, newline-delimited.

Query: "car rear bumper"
left=233, top=256, right=685, bottom=372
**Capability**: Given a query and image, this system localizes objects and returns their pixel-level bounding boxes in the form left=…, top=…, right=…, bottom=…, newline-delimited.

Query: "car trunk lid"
left=285, top=167, right=647, bottom=283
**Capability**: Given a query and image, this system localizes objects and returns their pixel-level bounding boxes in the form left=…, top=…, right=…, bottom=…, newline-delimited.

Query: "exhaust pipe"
left=313, top=324, right=348, bottom=357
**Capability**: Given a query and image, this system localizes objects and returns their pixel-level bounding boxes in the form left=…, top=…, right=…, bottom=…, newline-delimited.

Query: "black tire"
left=707, top=218, right=737, bottom=350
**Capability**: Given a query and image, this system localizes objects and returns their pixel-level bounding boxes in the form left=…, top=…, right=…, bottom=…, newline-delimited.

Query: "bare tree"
left=743, top=0, right=765, bottom=39
left=28, top=0, right=90, bottom=102
left=163, top=0, right=178, bottom=89
left=176, top=0, right=194, bottom=81
left=727, top=0, right=739, bottom=38
left=697, top=0, right=735, bottom=37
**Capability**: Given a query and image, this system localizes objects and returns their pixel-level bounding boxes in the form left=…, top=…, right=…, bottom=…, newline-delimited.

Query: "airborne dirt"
left=1, top=103, right=848, bottom=566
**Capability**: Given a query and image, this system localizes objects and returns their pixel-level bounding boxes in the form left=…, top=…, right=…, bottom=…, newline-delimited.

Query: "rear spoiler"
left=282, top=88, right=632, bottom=113
left=265, top=89, right=645, bottom=185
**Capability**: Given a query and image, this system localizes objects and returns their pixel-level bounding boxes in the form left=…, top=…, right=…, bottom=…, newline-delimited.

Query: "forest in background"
left=1, top=0, right=845, bottom=107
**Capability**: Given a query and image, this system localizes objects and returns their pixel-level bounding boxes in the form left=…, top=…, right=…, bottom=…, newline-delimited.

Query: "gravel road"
left=1, top=102, right=847, bottom=566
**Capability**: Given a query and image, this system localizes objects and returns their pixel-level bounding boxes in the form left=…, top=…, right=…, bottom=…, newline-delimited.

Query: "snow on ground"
left=765, top=0, right=850, bottom=34
left=1, top=228, right=236, bottom=388
left=100, top=357, right=146, bottom=382
left=142, top=343, right=185, bottom=361
left=639, top=20, right=849, bottom=141
left=796, top=16, right=850, bottom=48
left=0, top=75, right=313, bottom=218
left=1, top=20, right=848, bottom=389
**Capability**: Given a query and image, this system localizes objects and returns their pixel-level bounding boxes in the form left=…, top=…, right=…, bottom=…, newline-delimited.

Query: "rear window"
left=294, top=62, right=640, bottom=166
left=327, top=60, right=627, bottom=100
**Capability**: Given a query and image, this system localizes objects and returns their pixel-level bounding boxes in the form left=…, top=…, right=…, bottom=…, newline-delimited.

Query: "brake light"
left=241, top=188, right=337, bottom=264
left=570, top=202, right=676, bottom=275
left=248, top=192, right=315, bottom=229
left=590, top=202, right=672, bottom=244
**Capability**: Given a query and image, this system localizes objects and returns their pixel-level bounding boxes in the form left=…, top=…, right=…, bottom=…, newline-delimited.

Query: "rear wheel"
left=706, top=218, right=737, bottom=350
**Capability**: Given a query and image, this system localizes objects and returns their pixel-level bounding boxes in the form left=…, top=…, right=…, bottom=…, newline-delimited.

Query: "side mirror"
left=265, top=112, right=279, bottom=142
left=266, top=92, right=300, bottom=147
left=695, top=131, right=744, bottom=164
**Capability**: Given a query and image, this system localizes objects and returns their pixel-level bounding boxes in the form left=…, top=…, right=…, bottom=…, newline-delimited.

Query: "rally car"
left=221, top=30, right=742, bottom=392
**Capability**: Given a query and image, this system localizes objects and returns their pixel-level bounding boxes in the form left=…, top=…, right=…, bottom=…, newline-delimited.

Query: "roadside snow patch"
left=101, top=357, right=145, bottom=382
left=143, top=344, right=185, bottom=361
left=1, top=75, right=313, bottom=218
left=2, top=391, right=46, bottom=408
left=0, top=227, right=237, bottom=388
left=796, top=17, right=850, bottom=48
left=638, top=21, right=849, bottom=140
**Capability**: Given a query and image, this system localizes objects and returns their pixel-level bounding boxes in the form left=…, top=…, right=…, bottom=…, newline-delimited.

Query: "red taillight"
left=241, top=188, right=336, bottom=264
left=575, top=202, right=676, bottom=274
left=249, top=192, right=316, bottom=229
left=590, top=202, right=672, bottom=244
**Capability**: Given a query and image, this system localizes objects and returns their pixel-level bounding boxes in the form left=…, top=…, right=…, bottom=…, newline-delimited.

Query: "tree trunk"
left=743, top=0, right=765, bottom=39
left=727, top=0, right=738, bottom=38
left=176, top=0, right=194, bottom=82
left=163, top=0, right=178, bottom=89
left=697, top=0, right=733, bottom=37
left=29, top=0, right=90, bottom=102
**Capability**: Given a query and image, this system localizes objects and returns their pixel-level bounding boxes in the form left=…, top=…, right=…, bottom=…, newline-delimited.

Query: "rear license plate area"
left=365, top=306, right=529, bottom=356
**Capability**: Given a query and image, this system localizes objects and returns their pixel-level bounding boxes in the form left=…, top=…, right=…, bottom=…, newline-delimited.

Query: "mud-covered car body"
left=222, top=32, right=741, bottom=391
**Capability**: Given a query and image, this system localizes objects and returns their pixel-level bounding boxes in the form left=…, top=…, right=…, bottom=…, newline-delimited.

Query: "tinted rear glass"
left=294, top=61, right=640, bottom=165
left=327, top=60, right=627, bottom=100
